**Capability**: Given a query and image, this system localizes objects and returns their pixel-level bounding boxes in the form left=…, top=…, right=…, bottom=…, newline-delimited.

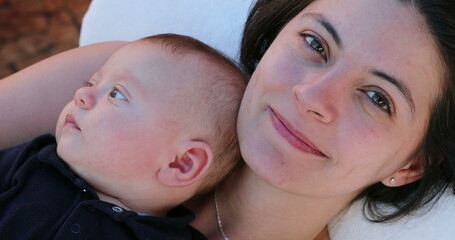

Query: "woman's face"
left=237, top=0, right=442, bottom=199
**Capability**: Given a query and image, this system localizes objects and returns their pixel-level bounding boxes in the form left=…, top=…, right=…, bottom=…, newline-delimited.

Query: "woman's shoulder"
left=329, top=190, right=455, bottom=239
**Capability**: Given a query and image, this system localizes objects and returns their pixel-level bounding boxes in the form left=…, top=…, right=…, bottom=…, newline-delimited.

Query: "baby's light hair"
left=139, top=34, right=247, bottom=194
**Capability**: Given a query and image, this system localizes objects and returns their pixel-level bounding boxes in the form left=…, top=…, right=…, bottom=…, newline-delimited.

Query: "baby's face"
left=55, top=41, right=205, bottom=198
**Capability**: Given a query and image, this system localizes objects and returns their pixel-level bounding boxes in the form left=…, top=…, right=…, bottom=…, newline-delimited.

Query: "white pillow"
left=329, top=189, right=455, bottom=239
left=79, top=2, right=455, bottom=239
left=79, top=0, right=255, bottom=61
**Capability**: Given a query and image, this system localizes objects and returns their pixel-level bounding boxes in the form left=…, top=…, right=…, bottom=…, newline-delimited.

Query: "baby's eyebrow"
left=115, top=70, right=137, bottom=84
left=114, top=70, right=138, bottom=99
left=92, top=68, right=103, bottom=81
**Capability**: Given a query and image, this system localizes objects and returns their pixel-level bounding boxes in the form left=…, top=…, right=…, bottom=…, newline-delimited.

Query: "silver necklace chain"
left=214, top=189, right=230, bottom=240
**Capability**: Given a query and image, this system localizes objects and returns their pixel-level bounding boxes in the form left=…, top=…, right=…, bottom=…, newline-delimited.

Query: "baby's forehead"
left=135, top=38, right=223, bottom=66
left=124, top=39, right=242, bottom=94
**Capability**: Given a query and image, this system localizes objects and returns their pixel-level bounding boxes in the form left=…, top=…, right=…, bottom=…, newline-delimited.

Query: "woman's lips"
left=64, top=114, right=80, bottom=130
left=269, top=107, right=327, bottom=157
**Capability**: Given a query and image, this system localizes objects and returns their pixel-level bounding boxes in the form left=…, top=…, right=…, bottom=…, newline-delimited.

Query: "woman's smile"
left=269, top=107, right=327, bottom=158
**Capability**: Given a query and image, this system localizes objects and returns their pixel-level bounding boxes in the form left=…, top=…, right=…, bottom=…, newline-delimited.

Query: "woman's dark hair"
left=241, top=0, right=313, bottom=76
left=240, top=0, right=455, bottom=222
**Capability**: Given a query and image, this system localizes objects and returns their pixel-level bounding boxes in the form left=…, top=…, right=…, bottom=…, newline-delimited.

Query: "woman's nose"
left=73, top=86, right=96, bottom=110
left=292, top=81, right=337, bottom=124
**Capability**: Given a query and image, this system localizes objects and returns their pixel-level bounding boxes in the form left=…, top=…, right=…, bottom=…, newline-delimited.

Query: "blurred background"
left=0, top=0, right=91, bottom=78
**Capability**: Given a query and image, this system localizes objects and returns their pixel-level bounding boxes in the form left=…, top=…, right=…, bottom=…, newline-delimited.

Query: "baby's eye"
left=83, top=80, right=94, bottom=87
left=302, top=33, right=327, bottom=61
left=109, top=88, right=127, bottom=100
left=366, top=90, right=392, bottom=115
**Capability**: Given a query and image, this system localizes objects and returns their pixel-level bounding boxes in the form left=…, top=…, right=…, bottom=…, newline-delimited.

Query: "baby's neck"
left=190, top=164, right=352, bottom=240
left=95, top=190, right=168, bottom=216
left=96, top=191, right=132, bottom=210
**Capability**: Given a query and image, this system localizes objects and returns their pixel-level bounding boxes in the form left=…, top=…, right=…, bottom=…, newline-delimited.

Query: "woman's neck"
left=189, top=164, right=355, bottom=240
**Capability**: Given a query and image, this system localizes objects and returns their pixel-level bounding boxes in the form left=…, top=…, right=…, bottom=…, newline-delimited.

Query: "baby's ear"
left=157, top=140, right=213, bottom=187
left=381, top=155, right=424, bottom=187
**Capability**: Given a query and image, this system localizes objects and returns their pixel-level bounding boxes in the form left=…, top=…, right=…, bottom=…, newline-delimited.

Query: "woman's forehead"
left=298, top=0, right=428, bottom=38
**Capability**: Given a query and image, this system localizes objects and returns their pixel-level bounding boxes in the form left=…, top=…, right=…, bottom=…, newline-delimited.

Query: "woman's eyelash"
left=365, top=90, right=393, bottom=115
left=300, top=33, right=328, bottom=61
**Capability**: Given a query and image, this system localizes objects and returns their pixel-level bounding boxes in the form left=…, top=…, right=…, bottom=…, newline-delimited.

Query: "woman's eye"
left=366, top=90, right=392, bottom=115
left=302, top=34, right=327, bottom=60
left=109, top=88, right=127, bottom=100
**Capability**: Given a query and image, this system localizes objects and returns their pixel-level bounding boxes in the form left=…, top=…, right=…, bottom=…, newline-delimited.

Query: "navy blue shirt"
left=0, top=134, right=207, bottom=240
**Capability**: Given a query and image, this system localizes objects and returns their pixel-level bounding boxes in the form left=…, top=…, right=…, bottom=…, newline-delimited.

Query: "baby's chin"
left=55, top=140, right=69, bottom=162
left=55, top=142, right=86, bottom=184
left=54, top=125, right=62, bottom=143
left=55, top=134, right=79, bottom=166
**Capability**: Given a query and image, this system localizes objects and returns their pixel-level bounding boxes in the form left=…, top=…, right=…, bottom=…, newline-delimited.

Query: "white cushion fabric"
left=79, top=0, right=255, bottom=60
left=329, top=189, right=455, bottom=240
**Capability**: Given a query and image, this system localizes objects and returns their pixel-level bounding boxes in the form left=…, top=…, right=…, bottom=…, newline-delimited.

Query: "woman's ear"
left=156, top=140, right=213, bottom=187
left=381, top=156, right=424, bottom=187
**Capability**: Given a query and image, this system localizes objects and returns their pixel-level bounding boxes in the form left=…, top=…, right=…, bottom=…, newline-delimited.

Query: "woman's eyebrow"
left=371, top=69, right=416, bottom=117
left=302, top=13, right=343, bottom=48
